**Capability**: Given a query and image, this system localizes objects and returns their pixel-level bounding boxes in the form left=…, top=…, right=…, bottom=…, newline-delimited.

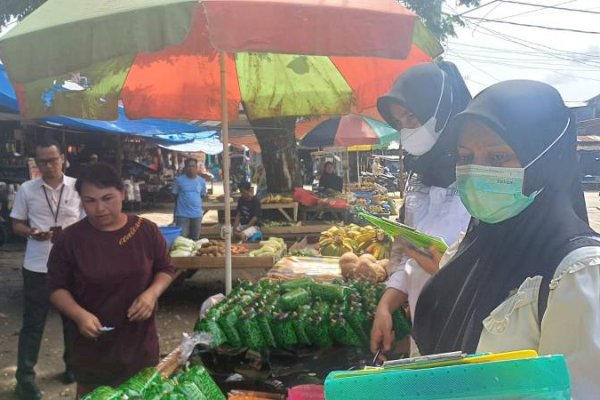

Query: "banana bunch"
left=319, top=225, right=390, bottom=258
left=361, top=240, right=390, bottom=260
left=319, top=226, right=357, bottom=257
left=356, top=228, right=389, bottom=260
left=261, top=194, right=294, bottom=204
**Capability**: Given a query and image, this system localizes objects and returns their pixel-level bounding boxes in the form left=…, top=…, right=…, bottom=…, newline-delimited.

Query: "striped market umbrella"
left=0, top=0, right=442, bottom=293
left=301, top=114, right=397, bottom=148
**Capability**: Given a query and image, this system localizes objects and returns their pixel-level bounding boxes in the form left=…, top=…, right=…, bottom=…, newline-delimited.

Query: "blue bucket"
left=159, top=226, right=182, bottom=250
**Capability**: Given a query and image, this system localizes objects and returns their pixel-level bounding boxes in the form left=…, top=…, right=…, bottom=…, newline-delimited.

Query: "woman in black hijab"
left=413, top=80, right=600, bottom=398
left=370, top=62, right=472, bottom=356
left=378, top=61, right=471, bottom=188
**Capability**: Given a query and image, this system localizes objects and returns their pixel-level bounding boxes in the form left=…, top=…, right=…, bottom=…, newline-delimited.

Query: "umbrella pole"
left=220, top=51, right=233, bottom=295
left=357, top=152, right=361, bottom=185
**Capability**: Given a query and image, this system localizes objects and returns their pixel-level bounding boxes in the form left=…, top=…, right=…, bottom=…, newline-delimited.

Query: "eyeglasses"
left=36, top=157, right=61, bottom=166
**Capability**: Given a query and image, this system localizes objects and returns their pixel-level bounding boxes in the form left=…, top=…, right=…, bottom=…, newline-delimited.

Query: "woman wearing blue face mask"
left=370, top=62, right=472, bottom=357
left=413, top=80, right=600, bottom=398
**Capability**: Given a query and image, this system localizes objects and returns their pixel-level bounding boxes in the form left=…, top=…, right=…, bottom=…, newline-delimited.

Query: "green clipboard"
left=357, top=210, right=448, bottom=253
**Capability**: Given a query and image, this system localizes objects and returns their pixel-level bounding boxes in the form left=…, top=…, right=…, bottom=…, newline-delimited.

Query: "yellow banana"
left=365, top=242, right=378, bottom=254
left=357, top=231, right=376, bottom=244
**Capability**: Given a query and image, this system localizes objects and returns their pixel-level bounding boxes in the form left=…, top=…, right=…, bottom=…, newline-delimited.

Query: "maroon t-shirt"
left=48, top=215, right=176, bottom=386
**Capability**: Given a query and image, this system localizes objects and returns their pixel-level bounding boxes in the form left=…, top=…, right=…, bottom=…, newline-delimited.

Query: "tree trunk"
left=248, top=116, right=302, bottom=194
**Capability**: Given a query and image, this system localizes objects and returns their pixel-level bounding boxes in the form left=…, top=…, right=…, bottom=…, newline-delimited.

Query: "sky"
left=444, top=0, right=600, bottom=105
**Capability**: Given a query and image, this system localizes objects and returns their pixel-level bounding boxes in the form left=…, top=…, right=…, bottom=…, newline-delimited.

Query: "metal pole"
left=220, top=51, right=232, bottom=295
left=356, top=151, right=361, bottom=185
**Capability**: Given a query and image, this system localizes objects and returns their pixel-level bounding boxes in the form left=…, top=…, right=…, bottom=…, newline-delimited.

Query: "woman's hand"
left=370, top=306, right=395, bottom=355
left=404, top=245, right=443, bottom=276
left=75, top=311, right=103, bottom=339
left=127, top=290, right=158, bottom=322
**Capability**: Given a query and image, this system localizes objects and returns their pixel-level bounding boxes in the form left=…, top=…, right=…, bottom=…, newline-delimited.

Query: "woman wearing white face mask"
left=413, top=81, right=600, bottom=398
left=370, top=62, right=472, bottom=358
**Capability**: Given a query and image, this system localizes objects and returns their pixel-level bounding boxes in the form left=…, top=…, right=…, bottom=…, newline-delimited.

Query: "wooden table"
left=199, top=222, right=332, bottom=241
left=203, top=201, right=299, bottom=222
left=300, top=205, right=349, bottom=223
left=171, top=244, right=277, bottom=270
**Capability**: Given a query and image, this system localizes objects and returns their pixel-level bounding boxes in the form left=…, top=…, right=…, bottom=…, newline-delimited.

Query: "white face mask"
left=400, top=71, right=452, bottom=156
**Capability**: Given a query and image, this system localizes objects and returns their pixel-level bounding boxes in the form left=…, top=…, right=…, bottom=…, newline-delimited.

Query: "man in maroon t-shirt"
left=47, top=163, right=175, bottom=396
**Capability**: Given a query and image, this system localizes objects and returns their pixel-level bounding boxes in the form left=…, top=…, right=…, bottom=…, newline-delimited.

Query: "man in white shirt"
left=10, top=138, right=82, bottom=400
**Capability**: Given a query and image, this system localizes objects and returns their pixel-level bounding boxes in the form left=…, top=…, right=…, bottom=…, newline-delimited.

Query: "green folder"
left=357, top=210, right=448, bottom=253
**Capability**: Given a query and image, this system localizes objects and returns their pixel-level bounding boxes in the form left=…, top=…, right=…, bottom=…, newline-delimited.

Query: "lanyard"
left=42, top=184, right=65, bottom=225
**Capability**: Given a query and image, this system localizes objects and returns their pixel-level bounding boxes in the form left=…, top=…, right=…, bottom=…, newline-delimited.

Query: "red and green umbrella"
left=0, top=0, right=442, bottom=293
left=0, top=0, right=442, bottom=121
left=301, top=114, right=398, bottom=149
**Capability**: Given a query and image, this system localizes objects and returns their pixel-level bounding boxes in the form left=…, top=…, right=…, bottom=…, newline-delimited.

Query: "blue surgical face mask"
left=456, top=118, right=570, bottom=224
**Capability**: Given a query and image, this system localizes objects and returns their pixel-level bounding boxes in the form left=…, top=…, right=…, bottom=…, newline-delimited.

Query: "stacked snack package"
left=82, top=366, right=225, bottom=400
left=194, top=278, right=410, bottom=352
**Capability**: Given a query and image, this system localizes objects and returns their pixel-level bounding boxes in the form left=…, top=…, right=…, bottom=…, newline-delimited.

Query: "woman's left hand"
left=127, top=291, right=158, bottom=322
left=404, top=245, right=443, bottom=276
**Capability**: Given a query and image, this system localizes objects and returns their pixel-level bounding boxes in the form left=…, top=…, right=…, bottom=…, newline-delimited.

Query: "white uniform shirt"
left=476, top=243, right=600, bottom=399
left=387, top=178, right=471, bottom=318
left=409, top=239, right=600, bottom=398
left=10, top=176, right=82, bottom=273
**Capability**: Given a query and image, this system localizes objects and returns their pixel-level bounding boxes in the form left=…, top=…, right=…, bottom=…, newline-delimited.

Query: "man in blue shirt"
left=172, top=159, right=206, bottom=240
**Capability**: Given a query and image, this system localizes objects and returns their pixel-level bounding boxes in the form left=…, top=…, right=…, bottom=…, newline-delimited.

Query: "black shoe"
left=60, top=370, right=75, bottom=384
left=15, top=381, right=42, bottom=400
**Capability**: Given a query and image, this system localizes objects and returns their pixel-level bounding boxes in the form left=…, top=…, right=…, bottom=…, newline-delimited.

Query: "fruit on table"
left=339, top=252, right=359, bottom=278
left=354, top=254, right=387, bottom=283
left=248, top=237, right=287, bottom=258
left=261, top=194, right=294, bottom=204
left=319, top=224, right=390, bottom=259
left=319, top=234, right=355, bottom=257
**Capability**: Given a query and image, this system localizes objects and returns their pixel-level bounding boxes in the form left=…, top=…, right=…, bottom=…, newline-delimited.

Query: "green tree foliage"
left=0, top=0, right=46, bottom=28
left=400, top=0, right=480, bottom=40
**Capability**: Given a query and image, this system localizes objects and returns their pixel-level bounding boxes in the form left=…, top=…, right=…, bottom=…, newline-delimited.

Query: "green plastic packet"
left=81, top=386, right=123, bottom=400
left=117, top=367, right=162, bottom=399
left=174, top=381, right=207, bottom=400
left=180, top=365, right=226, bottom=400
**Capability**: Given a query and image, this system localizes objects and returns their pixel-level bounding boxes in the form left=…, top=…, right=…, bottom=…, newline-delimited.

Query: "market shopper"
left=318, top=161, right=343, bottom=194
left=47, top=163, right=175, bottom=397
left=172, top=158, right=206, bottom=240
left=370, top=62, right=472, bottom=356
left=10, top=138, right=83, bottom=400
left=412, top=80, right=600, bottom=398
left=234, top=181, right=262, bottom=241
left=253, top=164, right=268, bottom=199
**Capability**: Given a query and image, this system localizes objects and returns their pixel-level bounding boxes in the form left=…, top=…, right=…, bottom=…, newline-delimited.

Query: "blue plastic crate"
left=159, top=226, right=182, bottom=250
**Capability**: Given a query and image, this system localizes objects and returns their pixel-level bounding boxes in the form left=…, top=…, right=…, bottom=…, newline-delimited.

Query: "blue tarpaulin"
left=42, top=107, right=215, bottom=144
left=0, top=64, right=18, bottom=112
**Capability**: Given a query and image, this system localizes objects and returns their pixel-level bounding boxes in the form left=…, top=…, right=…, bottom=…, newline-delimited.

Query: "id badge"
left=49, top=226, right=63, bottom=244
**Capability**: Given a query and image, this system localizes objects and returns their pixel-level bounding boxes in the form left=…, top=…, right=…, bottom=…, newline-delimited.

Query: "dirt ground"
left=2, top=191, right=600, bottom=399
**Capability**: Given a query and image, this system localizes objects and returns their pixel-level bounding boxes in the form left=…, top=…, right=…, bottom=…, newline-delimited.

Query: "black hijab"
left=412, top=80, right=596, bottom=355
left=377, top=61, right=472, bottom=188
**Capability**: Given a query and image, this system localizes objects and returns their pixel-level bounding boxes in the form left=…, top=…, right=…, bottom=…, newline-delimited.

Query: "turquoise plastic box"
left=324, top=355, right=570, bottom=399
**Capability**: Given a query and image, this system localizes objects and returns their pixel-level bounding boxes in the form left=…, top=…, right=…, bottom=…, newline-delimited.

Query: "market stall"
left=204, top=200, right=299, bottom=223
left=199, top=222, right=334, bottom=242
left=169, top=237, right=287, bottom=272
